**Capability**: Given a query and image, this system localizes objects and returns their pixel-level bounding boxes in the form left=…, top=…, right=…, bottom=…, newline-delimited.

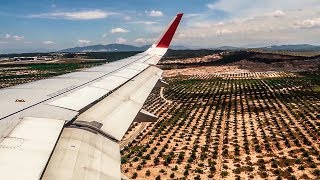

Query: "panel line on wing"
left=0, top=54, right=152, bottom=121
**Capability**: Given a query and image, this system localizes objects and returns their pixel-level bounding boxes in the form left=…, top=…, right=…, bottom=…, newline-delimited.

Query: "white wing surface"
left=0, top=13, right=183, bottom=179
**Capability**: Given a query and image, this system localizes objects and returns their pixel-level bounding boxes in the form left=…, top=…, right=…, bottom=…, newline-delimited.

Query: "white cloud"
left=206, top=3, right=217, bottom=10
left=130, top=21, right=157, bottom=25
left=134, top=38, right=147, bottom=44
left=177, top=33, right=187, bottom=38
left=270, top=10, right=286, bottom=17
left=4, top=34, right=24, bottom=41
left=110, top=28, right=129, bottom=33
left=30, top=10, right=113, bottom=20
left=77, top=39, right=91, bottom=45
left=43, top=41, right=55, bottom=45
left=175, top=7, right=320, bottom=47
left=191, top=22, right=218, bottom=28
left=172, top=1, right=320, bottom=47
left=0, top=41, right=8, bottom=44
left=115, top=37, right=127, bottom=44
left=205, top=0, right=320, bottom=23
left=12, top=35, right=24, bottom=41
left=216, top=29, right=233, bottom=36
left=134, top=37, right=158, bottom=45
left=134, top=38, right=156, bottom=45
left=124, top=16, right=132, bottom=21
left=134, top=38, right=158, bottom=46
left=146, top=10, right=164, bottom=17
left=185, top=14, right=201, bottom=18
left=4, top=34, right=11, bottom=39
left=296, top=18, right=320, bottom=28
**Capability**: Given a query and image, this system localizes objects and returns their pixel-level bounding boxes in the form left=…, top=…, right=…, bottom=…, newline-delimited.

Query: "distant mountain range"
left=259, top=44, right=320, bottom=52
left=211, top=46, right=243, bottom=51
left=58, top=44, right=189, bottom=53
left=210, top=44, right=320, bottom=52
left=2, top=44, right=320, bottom=55
left=58, top=44, right=320, bottom=53
left=0, top=48, right=54, bottom=54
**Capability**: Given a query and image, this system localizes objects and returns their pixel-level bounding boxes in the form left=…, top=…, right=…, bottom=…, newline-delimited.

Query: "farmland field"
left=0, top=61, right=104, bottom=89
left=0, top=50, right=319, bottom=179
left=121, top=71, right=320, bottom=179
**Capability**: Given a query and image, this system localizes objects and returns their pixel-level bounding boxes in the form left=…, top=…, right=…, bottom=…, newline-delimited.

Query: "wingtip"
left=155, top=13, right=183, bottom=48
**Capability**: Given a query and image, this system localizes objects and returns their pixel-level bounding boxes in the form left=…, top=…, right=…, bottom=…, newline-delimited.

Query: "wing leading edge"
left=0, top=13, right=183, bottom=179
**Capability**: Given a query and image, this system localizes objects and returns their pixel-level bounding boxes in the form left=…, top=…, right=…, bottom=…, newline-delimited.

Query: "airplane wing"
left=0, top=13, right=183, bottom=179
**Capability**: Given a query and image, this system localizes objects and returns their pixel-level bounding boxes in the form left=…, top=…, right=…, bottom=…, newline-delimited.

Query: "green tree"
left=145, top=170, right=151, bottom=176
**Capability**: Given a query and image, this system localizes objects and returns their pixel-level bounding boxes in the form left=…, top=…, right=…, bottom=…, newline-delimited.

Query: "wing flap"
left=76, top=66, right=162, bottom=141
left=0, top=117, right=65, bottom=180
left=42, top=128, right=121, bottom=180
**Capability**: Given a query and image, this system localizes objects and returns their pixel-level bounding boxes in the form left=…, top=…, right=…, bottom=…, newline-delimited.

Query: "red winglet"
left=156, top=13, right=183, bottom=48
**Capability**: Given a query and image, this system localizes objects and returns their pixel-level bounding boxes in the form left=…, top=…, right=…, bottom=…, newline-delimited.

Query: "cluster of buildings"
left=0, top=53, right=67, bottom=62
left=12, top=56, right=53, bottom=61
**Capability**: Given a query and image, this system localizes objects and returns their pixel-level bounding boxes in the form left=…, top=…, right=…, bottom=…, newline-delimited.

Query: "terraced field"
left=121, top=71, right=320, bottom=179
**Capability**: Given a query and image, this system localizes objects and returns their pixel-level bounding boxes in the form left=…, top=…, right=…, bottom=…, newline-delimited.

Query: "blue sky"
left=1, top=0, right=320, bottom=53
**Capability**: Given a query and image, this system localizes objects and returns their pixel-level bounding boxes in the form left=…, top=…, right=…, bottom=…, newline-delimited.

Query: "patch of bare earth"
left=163, top=65, right=249, bottom=77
